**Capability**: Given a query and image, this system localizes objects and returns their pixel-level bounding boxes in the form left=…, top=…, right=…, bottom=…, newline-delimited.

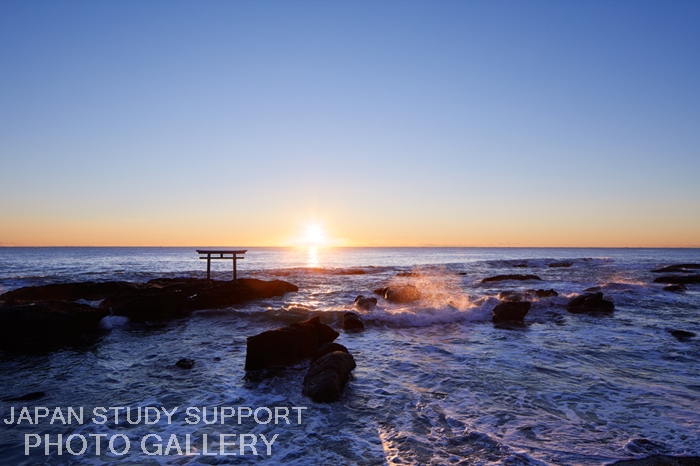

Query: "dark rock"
left=0, top=301, right=109, bottom=350
left=343, top=312, right=365, bottom=331
left=513, top=263, right=529, bottom=268
left=244, top=316, right=339, bottom=371
left=4, top=391, right=46, bottom=402
left=456, top=272, right=467, bottom=276
left=481, top=274, right=541, bottom=283
left=175, top=358, right=195, bottom=369
left=653, top=275, right=700, bottom=285
left=497, top=291, right=528, bottom=302
left=669, top=330, right=696, bottom=341
left=609, top=455, right=700, bottom=465
left=549, top=262, right=572, bottom=268
left=585, top=286, right=602, bottom=292
left=396, top=271, right=419, bottom=277
left=373, top=286, right=389, bottom=296
left=353, top=295, right=377, bottom=311
left=385, top=285, right=421, bottom=303
left=102, top=278, right=298, bottom=321
left=567, top=292, right=614, bottom=314
left=651, top=264, right=700, bottom=273
left=663, top=284, right=687, bottom=293
left=0, top=281, right=142, bottom=304
left=312, top=342, right=349, bottom=362
left=302, top=351, right=356, bottom=402
left=535, top=289, right=558, bottom=298
left=492, top=301, right=530, bottom=323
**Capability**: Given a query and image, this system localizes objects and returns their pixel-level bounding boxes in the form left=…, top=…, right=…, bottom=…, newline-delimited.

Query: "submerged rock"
left=653, top=275, right=700, bottom=285
left=492, top=301, right=530, bottom=323
left=535, top=289, right=559, bottom=298
left=609, top=455, right=700, bottom=465
left=669, top=329, right=696, bottom=341
left=567, top=292, right=614, bottom=314
left=651, top=264, right=700, bottom=273
left=497, top=291, right=528, bottom=302
left=663, top=284, right=687, bottom=293
left=0, top=301, right=109, bottom=350
left=302, top=351, right=356, bottom=402
left=3, top=391, right=47, bottom=402
left=353, top=295, right=377, bottom=311
left=343, top=312, right=365, bottom=331
left=244, top=316, right=339, bottom=371
left=481, top=274, right=541, bottom=283
left=549, top=262, right=572, bottom=268
left=175, top=358, right=195, bottom=369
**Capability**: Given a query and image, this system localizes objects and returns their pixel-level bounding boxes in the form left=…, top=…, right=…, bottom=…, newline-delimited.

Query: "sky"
left=1, top=0, right=699, bottom=247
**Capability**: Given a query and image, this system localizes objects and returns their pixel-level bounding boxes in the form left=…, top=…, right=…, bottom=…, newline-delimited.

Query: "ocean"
left=0, top=247, right=699, bottom=465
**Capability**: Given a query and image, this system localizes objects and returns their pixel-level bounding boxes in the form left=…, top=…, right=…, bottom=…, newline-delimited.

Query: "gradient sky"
left=1, top=0, right=699, bottom=247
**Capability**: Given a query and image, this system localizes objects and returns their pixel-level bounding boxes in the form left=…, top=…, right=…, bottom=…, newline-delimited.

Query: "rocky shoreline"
left=0, top=277, right=298, bottom=350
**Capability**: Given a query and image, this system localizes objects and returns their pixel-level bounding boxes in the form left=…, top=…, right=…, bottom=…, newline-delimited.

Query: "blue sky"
left=1, top=0, right=699, bottom=246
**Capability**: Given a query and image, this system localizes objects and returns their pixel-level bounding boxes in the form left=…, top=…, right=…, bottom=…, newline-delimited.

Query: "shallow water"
left=1, top=247, right=699, bottom=465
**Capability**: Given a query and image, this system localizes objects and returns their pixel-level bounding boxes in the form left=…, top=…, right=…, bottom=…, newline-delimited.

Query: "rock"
left=244, top=316, right=339, bottom=371
left=663, top=284, right=687, bottom=293
left=102, top=278, right=298, bottom=321
left=669, top=330, right=696, bottom=341
left=3, top=391, right=46, bottom=402
left=353, top=295, right=377, bottom=311
left=651, top=264, right=700, bottom=273
left=302, top=351, right=356, bottom=402
left=567, top=292, right=614, bottom=314
left=609, top=455, right=700, bottom=465
left=497, top=291, right=528, bottom=302
left=492, top=301, right=530, bottom=323
left=513, top=263, right=529, bottom=268
left=312, top=342, right=349, bottom=362
left=373, top=286, right=389, bottom=296
left=175, top=358, right=195, bottom=369
left=343, top=312, right=365, bottom=331
left=0, top=281, right=142, bottom=304
left=549, top=262, right=572, bottom=268
left=396, top=271, right=419, bottom=277
left=535, top=289, right=558, bottom=298
left=0, top=301, right=110, bottom=350
left=481, top=274, right=541, bottom=283
left=653, top=275, right=700, bottom=285
left=384, top=284, right=422, bottom=303
left=456, top=272, right=467, bottom=276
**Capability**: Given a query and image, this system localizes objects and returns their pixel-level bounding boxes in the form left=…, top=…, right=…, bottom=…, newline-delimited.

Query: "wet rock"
left=567, top=292, right=614, bottom=314
left=102, top=278, right=298, bottom=321
left=512, top=263, right=529, bottom=268
left=481, top=274, right=541, bottom=283
left=653, top=275, right=700, bottom=285
left=0, top=301, right=110, bottom=350
left=0, top=281, right=142, bottom=305
left=383, top=285, right=422, bottom=303
left=302, top=351, right=356, bottom=402
left=609, top=455, right=700, bottom=465
left=492, top=301, right=530, bottom=323
left=343, top=312, right=365, bottom=331
left=3, top=391, right=46, bottom=402
left=549, top=262, right=572, bottom=268
left=651, top=264, right=700, bottom=273
left=669, top=329, right=696, bottom=341
left=535, top=289, right=559, bottom=298
left=312, top=342, right=349, bottom=362
left=175, top=358, right=195, bottom=369
left=497, top=291, right=528, bottom=302
left=244, top=316, right=339, bottom=371
left=353, top=295, right=377, bottom=311
left=396, top=271, right=420, bottom=277
left=456, top=272, right=467, bottom=276
left=663, top=284, right=687, bottom=293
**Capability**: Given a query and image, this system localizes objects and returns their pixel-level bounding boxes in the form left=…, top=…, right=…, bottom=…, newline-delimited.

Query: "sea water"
left=0, top=247, right=699, bottom=465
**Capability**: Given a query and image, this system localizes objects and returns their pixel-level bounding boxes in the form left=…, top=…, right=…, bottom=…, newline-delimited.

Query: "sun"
left=303, top=224, right=327, bottom=247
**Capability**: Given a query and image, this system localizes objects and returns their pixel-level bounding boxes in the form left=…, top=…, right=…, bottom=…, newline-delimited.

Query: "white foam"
left=99, top=315, right=129, bottom=329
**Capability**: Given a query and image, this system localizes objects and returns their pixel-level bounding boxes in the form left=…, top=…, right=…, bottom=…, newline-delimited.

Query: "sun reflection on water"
left=307, top=247, right=319, bottom=268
